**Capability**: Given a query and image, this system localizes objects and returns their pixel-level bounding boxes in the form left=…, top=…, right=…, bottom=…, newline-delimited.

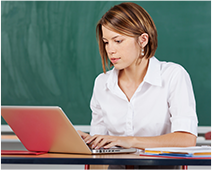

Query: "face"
left=102, top=26, right=141, bottom=71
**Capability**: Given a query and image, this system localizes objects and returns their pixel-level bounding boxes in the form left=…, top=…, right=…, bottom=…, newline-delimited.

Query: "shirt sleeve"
left=89, top=78, right=108, bottom=136
left=168, top=65, right=198, bottom=136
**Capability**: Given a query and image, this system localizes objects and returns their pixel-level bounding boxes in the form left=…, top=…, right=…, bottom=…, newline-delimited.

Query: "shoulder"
left=156, top=59, right=192, bottom=88
left=159, top=60, right=190, bottom=79
left=95, top=70, right=111, bottom=82
left=160, top=60, right=185, bottom=72
left=94, top=69, right=113, bottom=87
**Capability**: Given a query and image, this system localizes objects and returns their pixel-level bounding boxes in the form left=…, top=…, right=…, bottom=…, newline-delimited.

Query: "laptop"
left=1, top=106, right=136, bottom=155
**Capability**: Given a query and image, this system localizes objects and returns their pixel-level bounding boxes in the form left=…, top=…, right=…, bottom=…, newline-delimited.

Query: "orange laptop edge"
left=1, top=106, right=136, bottom=155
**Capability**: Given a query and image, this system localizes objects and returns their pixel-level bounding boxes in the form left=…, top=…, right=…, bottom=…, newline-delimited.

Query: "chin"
left=113, top=64, right=124, bottom=70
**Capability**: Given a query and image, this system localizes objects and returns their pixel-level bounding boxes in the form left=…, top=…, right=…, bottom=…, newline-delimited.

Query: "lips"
left=110, top=58, right=120, bottom=64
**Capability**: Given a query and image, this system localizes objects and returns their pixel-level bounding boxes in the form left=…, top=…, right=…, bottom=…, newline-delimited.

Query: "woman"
left=79, top=2, right=197, bottom=152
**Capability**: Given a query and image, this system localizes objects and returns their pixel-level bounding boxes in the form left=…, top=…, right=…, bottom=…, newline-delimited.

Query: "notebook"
left=1, top=106, right=136, bottom=155
left=144, top=146, right=211, bottom=156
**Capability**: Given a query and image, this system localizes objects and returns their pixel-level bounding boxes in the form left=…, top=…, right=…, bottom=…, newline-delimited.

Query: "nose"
left=106, top=44, right=116, bottom=55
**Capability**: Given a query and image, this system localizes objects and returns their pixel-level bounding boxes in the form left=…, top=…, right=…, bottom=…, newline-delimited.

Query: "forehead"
left=102, top=26, right=122, bottom=39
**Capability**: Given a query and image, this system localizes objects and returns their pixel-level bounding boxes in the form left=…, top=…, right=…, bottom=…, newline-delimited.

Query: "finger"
left=77, top=130, right=83, bottom=136
left=95, top=138, right=112, bottom=149
left=77, top=130, right=88, bottom=139
left=103, top=142, right=116, bottom=149
left=91, top=136, right=105, bottom=149
left=85, top=135, right=98, bottom=144
left=84, top=135, right=92, bottom=143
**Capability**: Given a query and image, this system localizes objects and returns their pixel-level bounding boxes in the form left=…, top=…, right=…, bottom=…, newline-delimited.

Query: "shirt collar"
left=105, top=56, right=162, bottom=90
left=144, top=56, right=162, bottom=87
left=105, top=67, right=118, bottom=91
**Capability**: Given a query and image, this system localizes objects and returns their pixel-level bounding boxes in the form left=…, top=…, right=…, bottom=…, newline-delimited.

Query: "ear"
left=138, top=33, right=149, bottom=48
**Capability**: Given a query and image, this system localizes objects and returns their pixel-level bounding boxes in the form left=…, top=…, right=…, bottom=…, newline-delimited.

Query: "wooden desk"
left=1, top=152, right=210, bottom=166
left=0, top=125, right=212, bottom=166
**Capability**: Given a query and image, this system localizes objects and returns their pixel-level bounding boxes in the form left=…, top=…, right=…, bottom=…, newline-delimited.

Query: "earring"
left=141, top=48, right=144, bottom=56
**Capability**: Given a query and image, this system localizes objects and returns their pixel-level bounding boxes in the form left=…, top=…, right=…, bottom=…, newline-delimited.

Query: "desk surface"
left=2, top=152, right=211, bottom=166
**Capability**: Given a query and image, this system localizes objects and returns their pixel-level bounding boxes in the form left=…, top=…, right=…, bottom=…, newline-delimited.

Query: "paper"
left=144, top=146, right=211, bottom=155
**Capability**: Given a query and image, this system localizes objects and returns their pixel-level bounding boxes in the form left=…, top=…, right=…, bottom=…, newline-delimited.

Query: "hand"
left=77, top=130, right=98, bottom=149
left=86, top=135, right=134, bottom=149
left=77, top=130, right=91, bottom=140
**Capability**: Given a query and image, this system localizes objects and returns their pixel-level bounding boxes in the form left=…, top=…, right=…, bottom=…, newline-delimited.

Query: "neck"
left=119, top=58, right=149, bottom=84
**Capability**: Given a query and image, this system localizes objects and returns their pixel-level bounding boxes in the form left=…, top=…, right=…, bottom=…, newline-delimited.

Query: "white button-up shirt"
left=90, top=57, right=198, bottom=137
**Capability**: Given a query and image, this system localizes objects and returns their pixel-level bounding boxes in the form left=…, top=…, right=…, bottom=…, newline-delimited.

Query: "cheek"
left=105, top=46, right=110, bottom=56
left=132, top=44, right=141, bottom=58
left=123, top=44, right=140, bottom=59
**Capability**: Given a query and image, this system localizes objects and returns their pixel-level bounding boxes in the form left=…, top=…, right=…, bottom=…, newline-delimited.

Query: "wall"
left=1, top=1, right=211, bottom=125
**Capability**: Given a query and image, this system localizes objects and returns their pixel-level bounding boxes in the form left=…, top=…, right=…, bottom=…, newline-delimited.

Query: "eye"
left=115, top=40, right=123, bottom=44
left=103, top=41, right=108, bottom=45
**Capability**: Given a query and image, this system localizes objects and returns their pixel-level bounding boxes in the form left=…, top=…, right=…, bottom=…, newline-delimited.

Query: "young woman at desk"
left=79, top=2, right=198, bottom=153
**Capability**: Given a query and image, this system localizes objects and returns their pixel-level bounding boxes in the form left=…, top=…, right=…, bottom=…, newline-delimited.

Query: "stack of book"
left=140, top=146, right=211, bottom=159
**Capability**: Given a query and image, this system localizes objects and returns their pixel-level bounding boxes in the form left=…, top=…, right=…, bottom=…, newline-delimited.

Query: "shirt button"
left=128, top=103, right=133, bottom=109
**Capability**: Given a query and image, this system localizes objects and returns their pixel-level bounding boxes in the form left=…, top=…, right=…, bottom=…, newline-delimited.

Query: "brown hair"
left=96, top=2, right=158, bottom=73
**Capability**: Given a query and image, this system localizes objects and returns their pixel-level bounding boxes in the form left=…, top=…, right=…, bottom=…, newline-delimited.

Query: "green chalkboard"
left=1, top=1, right=211, bottom=126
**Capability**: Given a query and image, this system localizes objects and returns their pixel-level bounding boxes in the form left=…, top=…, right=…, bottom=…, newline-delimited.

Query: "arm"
left=86, top=131, right=196, bottom=149
left=84, top=65, right=197, bottom=149
left=131, top=131, right=196, bottom=149
left=86, top=67, right=197, bottom=149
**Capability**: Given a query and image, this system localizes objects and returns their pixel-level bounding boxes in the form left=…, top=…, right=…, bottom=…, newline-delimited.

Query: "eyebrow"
left=102, top=35, right=122, bottom=41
